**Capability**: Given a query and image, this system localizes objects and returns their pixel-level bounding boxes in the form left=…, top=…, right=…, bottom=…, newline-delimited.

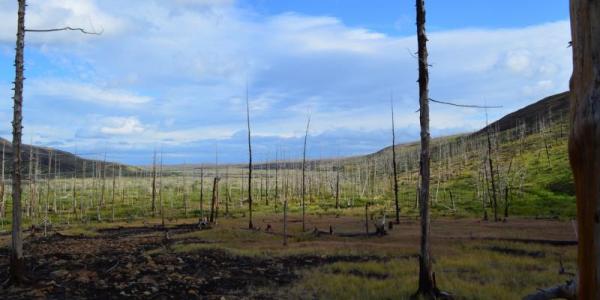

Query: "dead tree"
left=414, top=0, right=446, bottom=298
left=209, top=177, right=220, bottom=224
left=151, top=150, right=157, bottom=217
left=9, top=0, right=26, bottom=283
left=485, top=115, right=499, bottom=222
left=568, top=0, right=600, bottom=298
left=159, top=153, right=164, bottom=227
left=335, top=162, right=340, bottom=209
left=246, top=86, right=254, bottom=229
left=301, top=114, right=311, bottom=232
left=111, top=164, right=116, bottom=222
left=283, top=197, right=288, bottom=246
left=391, top=97, right=400, bottom=224
left=199, top=166, right=204, bottom=220
left=0, top=143, right=5, bottom=220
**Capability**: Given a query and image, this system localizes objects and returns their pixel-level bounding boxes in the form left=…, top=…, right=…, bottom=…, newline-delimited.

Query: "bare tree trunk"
left=159, top=153, right=164, bottom=227
left=0, top=143, right=5, bottom=220
left=335, top=164, right=340, bottom=209
left=111, top=164, right=116, bottom=222
left=391, top=98, right=400, bottom=224
left=209, top=177, right=220, bottom=224
left=10, top=0, right=27, bottom=283
left=365, top=203, right=369, bottom=236
left=301, top=114, right=311, bottom=232
left=275, top=150, right=279, bottom=206
left=569, top=1, right=600, bottom=297
left=151, top=150, right=157, bottom=217
left=46, top=151, right=52, bottom=213
left=486, top=124, right=499, bottom=222
left=246, top=86, right=254, bottom=229
left=416, top=0, right=435, bottom=296
left=199, top=166, right=204, bottom=220
left=283, top=198, right=288, bottom=246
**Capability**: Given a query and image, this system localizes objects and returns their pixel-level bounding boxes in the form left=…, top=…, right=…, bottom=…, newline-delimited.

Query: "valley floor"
left=0, top=215, right=577, bottom=299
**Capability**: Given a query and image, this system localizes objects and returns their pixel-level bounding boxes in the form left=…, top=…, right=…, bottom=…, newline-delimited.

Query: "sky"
left=0, top=0, right=571, bottom=165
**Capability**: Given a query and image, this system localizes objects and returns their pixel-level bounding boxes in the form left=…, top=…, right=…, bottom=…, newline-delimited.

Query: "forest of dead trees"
left=0, top=108, right=570, bottom=233
left=3, top=0, right=599, bottom=298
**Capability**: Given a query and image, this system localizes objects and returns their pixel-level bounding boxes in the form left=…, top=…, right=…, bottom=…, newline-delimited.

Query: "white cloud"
left=29, top=79, right=152, bottom=106
left=0, top=1, right=573, bottom=163
left=506, top=50, right=532, bottom=73
left=100, top=117, right=145, bottom=135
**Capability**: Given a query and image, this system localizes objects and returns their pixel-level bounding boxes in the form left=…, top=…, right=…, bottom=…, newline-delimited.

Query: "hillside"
left=0, top=138, right=135, bottom=177
left=345, top=91, right=574, bottom=218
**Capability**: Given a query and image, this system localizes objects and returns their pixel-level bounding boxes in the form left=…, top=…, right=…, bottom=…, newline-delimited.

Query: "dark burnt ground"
left=0, top=226, right=386, bottom=299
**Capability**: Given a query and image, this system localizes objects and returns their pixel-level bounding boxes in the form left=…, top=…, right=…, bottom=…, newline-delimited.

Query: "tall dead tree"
left=301, top=114, right=311, bottom=232
left=246, top=86, right=254, bottom=229
left=9, top=0, right=26, bottom=283
left=151, top=150, right=157, bottom=217
left=391, top=97, right=400, bottom=224
left=209, top=177, right=220, bottom=224
left=414, top=0, right=440, bottom=297
left=335, top=163, right=340, bottom=209
left=8, top=1, right=98, bottom=282
left=485, top=114, right=499, bottom=222
left=199, top=166, right=204, bottom=220
left=569, top=0, right=600, bottom=297
left=111, top=164, right=116, bottom=221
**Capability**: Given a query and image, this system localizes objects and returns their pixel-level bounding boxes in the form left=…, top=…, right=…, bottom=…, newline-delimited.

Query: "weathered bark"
left=335, top=165, right=340, bottom=209
left=486, top=125, right=499, bottom=222
left=151, top=150, right=157, bottom=217
left=391, top=98, right=400, bottom=224
left=283, top=198, right=288, bottom=246
left=568, top=0, right=600, bottom=298
left=246, top=86, right=253, bottom=229
left=159, top=153, right=164, bottom=227
left=209, top=177, right=220, bottom=224
left=111, top=164, right=116, bottom=222
left=301, top=114, right=311, bottom=232
left=10, top=0, right=27, bottom=283
left=415, top=0, right=435, bottom=296
left=199, top=166, right=204, bottom=220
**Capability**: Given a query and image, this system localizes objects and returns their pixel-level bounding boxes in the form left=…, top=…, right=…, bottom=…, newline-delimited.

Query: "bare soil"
left=0, top=216, right=577, bottom=299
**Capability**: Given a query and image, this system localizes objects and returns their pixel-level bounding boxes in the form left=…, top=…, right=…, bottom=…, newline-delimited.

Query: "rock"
left=139, top=275, right=157, bottom=285
left=74, top=270, right=97, bottom=284
left=50, top=269, right=69, bottom=279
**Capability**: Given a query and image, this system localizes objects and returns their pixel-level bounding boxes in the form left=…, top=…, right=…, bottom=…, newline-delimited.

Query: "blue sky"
left=0, top=0, right=571, bottom=165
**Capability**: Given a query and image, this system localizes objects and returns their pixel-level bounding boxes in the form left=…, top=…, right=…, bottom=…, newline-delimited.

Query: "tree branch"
left=25, top=27, right=103, bottom=35
left=429, top=98, right=503, bottom=109
left=522, top=278, right=576, bottom=300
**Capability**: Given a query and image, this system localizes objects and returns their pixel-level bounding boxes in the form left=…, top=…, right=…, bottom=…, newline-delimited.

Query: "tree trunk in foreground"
left=10, top=0, right=27, bottom=283
left=569, top=0, right=600, bottom=298
left=416, top=0, right=434, bottom=296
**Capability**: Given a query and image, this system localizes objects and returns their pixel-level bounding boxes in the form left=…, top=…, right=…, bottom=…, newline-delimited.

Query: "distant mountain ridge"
left=0, top=138, right=133, bottom=177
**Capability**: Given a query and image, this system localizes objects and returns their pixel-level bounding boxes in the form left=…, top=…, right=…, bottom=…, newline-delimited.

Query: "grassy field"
left=0, top=213, right=577, bottom=299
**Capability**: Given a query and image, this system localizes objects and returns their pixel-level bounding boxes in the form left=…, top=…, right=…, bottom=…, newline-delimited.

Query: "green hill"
left=338, top=92, right=574, bottom=219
